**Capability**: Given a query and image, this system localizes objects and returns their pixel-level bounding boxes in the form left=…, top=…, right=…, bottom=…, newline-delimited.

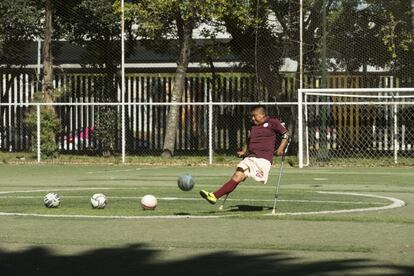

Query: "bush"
left=93, top=106, right=119, bottom=156
left=25, top=93, right=61, bottom=158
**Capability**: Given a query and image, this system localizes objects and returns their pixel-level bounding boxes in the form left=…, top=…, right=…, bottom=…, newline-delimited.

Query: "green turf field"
left=0, top=164, right=413, bottom=275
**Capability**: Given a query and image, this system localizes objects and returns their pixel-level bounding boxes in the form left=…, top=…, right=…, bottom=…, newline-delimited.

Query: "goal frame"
left=298, top=88, right=414, bottom=168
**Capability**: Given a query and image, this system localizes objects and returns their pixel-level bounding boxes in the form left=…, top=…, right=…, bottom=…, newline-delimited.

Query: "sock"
left=213, top=179, right=240, bottom=199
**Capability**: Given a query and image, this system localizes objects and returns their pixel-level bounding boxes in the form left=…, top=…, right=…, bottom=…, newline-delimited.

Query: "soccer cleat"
left=199, top=190, right=217, bottom=205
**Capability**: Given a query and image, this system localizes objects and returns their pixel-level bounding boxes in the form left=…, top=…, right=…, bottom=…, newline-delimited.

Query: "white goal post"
left=298, top=88, right=414, bottom=168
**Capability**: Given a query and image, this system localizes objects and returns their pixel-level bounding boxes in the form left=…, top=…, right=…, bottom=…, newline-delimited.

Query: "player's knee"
left=236, top=167, right=246, bottom=173
left=233, top=168, right=247, bottom=182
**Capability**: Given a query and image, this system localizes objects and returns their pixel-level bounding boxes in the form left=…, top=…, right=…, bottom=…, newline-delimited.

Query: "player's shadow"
left=1, top=243, right=413, bottom=276
left=228, top=204, right=272, bottom=212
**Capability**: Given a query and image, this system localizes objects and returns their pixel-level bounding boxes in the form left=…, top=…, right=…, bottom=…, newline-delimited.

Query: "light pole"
left=318, top=0, right=329, bottom=161
left=121, top=0, right=126, bottom=163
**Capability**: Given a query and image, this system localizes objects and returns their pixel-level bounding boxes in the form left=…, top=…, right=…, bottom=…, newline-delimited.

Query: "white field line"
left=287, top=171, right=414, bottom=176
left=267, top=192, right=406, bottom=216
left=0, top=188, right=136, bottom=195
left=87, top=168, right=141, bottom=174
left=0, top=212, right=224, bottom=219
left=0, top=189, right=406, bottom=219
left=0, top=195, right=385, bottom=205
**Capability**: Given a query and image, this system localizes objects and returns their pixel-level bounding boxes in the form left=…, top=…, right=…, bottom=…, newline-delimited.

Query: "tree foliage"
left=0, top=0, right=42, bottom=62
left=122, top=0, right=227, bottom=156
left=325, top=0, right=413, bottom=86
left=327, top=1, right=390, bottom=73
left=57, top=0, right=133, bottom=154
left=366, top=0, right=413, bottom=83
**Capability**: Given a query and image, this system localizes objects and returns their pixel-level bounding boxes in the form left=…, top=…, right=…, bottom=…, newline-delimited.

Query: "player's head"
left=250, top=105, right=267, bottom=125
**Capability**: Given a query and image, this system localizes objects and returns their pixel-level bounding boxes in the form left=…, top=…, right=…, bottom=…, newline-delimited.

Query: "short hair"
left=250, top=105, right=266, bottom=114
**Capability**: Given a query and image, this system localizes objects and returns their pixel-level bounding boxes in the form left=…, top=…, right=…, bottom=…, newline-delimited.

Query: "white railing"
left=0, top=101, right=297, bottom=164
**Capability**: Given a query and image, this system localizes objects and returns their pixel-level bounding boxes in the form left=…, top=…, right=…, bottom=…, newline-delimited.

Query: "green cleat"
left=199, top=190, right=217, bottom=205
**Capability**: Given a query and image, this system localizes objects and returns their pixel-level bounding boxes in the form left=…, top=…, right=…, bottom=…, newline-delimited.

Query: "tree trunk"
left=162, top=19, right=193, bottom=157
left=43, top=0, right=54, bottom=105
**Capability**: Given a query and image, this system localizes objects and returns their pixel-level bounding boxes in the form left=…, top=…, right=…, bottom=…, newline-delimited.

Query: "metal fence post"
left=298, top=89, right=304, bottom=168
left=208, top=100, right=213, bottom=165
left=121, top=0, right=126, bottom=164
left=36, top=104, right=41, bottom=163
left=394, top=101, right=398, bottom=164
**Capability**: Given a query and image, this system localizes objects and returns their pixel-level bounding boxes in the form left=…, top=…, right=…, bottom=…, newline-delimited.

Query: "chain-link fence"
left=0, top=101, right=296, bottom=164
left=1, top=0, right=414, bottom=166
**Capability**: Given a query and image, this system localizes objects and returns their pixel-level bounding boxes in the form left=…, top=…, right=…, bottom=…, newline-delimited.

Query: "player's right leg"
left=199, top=190, right=217, bottom=204
left=200, top=168, right=247, bottom=205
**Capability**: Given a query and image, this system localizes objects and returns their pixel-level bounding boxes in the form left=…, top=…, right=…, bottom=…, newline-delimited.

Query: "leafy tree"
left=0, top=0, right=41, bottom=61
left=57, top=0, right=137, bottom=155
left=122, top=0, right=340, bottom=151
left=124, top=0, right=226, bottom=157
left=0, top=0, right=62, bottom=157
left=218, top=0, right=335, bottom=143
left=372, top=0, right=414, bottom=86
left=218, top=1, right=334, bottom=98
left=59, top=0, right=127, bottom=73
left=327, top=0, right=390, bottom=86
left=325, top=0, right=413, bottom=86
left=0, top=0, right=42, bottom=118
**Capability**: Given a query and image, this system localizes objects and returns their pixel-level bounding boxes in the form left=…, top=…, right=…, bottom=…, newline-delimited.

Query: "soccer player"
left=200, top=105, right=290, bottom=204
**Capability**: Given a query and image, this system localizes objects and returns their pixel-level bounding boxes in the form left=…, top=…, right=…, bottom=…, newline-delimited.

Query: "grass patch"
left=1, top=164, right=414, bottom=274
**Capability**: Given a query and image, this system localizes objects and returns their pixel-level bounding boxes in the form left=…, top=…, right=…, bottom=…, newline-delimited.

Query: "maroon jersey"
left=247, top=116, right=287, bottom=163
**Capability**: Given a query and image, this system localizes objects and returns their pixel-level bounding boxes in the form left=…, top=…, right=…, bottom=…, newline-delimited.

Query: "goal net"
left=298, top=88, right=414, bottom=167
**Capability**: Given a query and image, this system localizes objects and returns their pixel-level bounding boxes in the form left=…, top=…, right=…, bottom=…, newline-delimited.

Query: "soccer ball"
left=44, top=192, right=61, bottom=208
left=177, top=174, right=195, bottom=191
left=141, top=194, right=157, bottom=210
left=90, top=193, right=107, bottom=209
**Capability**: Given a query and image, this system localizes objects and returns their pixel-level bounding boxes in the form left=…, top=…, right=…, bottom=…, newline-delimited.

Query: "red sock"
left=213, top=179, right=240, bottom=199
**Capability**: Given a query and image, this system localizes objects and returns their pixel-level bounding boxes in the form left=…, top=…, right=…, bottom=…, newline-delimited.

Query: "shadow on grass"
left=174, top=212, right=192, bottom=216
left=1, top=244, right=413, bottom=275
left=229, top=204, right=272, bottom=212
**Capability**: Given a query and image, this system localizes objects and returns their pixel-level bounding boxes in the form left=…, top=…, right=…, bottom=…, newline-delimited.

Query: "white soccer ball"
left=90, top=193, right=107, bottom=209
left=44, top=192, right=61, bottom=208
left=141, top=194, right=157, bottom=210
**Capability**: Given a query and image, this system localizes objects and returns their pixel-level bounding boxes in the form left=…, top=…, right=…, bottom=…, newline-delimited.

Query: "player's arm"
left=237, top=144, right=248, bottom=157
left=274, top=119, right=290, bottom=156
left=276, top=132, right=290, bottom=156
left=238, top=129, right=251, bottom=158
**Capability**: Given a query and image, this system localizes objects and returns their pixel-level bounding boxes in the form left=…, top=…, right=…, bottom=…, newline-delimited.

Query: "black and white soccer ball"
left=90, top=193, right=107, bottom=209
left=177, top=174, right=195, bottom=191
left=44, top=192, right=61, bottom=208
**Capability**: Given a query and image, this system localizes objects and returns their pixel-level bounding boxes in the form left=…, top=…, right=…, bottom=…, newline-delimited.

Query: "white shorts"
left=237, top=157, right=271, bottom=184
